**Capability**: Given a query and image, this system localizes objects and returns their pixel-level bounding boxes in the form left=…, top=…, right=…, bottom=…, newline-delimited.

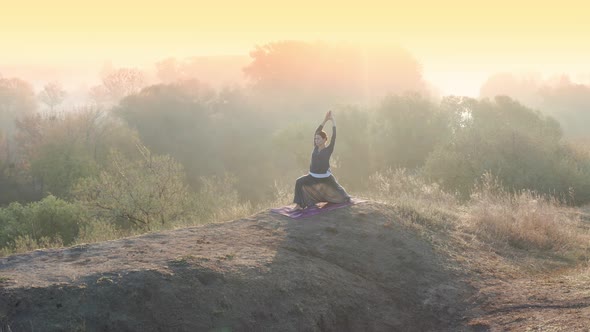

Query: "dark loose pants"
left=293, top=174, right=350, bottom=208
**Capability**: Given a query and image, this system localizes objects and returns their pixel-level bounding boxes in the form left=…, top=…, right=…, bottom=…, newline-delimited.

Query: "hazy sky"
left=2, top=0, right=589, bottom=96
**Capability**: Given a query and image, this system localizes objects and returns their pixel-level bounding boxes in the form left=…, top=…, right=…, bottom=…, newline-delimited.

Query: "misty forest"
left=1, top=41, right=590, bottom=256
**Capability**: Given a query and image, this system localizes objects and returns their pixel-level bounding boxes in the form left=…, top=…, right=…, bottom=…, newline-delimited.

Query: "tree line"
left=1, top=41, right=590, bottom=254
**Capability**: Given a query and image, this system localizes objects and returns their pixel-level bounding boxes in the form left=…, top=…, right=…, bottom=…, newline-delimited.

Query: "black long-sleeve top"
left=309, top=124, right=336, bottom=175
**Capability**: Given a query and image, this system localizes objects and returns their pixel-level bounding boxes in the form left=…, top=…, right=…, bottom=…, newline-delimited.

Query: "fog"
left=2, top=11, right=590, bottom=252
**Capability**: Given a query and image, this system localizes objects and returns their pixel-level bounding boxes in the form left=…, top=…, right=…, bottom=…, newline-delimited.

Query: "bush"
left=0, top=195, right=85, bottom=253
left=73, top=145, right=196, bottom=231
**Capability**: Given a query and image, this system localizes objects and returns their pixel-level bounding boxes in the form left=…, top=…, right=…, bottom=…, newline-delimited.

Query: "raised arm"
left=314, top=111, right=331, bottom=146
left=327, top=112, right=336, bottom=151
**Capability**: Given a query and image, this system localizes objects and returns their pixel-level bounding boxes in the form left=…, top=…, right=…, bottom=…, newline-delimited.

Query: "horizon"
left=2, top=50, right=588, bottom=99
left=2, top=1, right=590, bottom=97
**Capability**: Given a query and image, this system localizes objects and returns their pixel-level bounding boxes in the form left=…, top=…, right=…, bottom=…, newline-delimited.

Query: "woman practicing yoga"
left=292, top=111, right=351, bottom=210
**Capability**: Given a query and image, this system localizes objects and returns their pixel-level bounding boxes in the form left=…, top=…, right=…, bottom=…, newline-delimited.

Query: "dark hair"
left=317, top=130, right=328, bottom=140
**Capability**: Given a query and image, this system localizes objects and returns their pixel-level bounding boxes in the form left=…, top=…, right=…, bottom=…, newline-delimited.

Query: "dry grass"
left=466, top=173, right=589, bottom=255
left=364, top=168, right=460, bottom=232
left=0, top=235, right=64, bottom=256
left=368, top=168, right=458, bottom=208
left=363, top=169, right=590, bottom=274
left=76, top=219, right=135, bottom=244
left=467, top=191, right=582, bottom=251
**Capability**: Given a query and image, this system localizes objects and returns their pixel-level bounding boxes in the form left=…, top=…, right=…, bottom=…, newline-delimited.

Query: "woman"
left=292, top=111, right=351, bottom=210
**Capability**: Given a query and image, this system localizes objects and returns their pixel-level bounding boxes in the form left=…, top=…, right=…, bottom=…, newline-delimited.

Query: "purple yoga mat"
left=271, top=198, right=365, bottom=219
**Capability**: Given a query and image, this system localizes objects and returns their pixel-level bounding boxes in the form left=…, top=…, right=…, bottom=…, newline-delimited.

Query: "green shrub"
left=0, top=195, right=85, bottom=253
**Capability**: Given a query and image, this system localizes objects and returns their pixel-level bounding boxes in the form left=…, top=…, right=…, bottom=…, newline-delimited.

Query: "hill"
left=1, top=200, right=589, bottom=331
left=0, top=201, right=472, bottom=331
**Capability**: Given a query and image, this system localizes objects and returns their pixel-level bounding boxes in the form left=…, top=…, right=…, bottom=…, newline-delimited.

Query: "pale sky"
left=2, top=0, right=590, bottom=96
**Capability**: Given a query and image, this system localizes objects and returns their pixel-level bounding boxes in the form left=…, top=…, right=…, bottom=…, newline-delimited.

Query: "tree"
left=423, top=96, right=590, bottom=200
left=14, top=107, right=141, bottom=198
left=155, top=57, right=185, bottom=83
left=0, top=77, right=37, bottom=138
left=103, top=68, right=146, bottom=100
left=479, top=73, right=590, bottom=139
left=90, top=67, right=147, bottom=105
left=38, top=81, right=67, bottom=112
left=330, top=107, right=372, bottom=191
left=370, top=93, right=450, bottom=171
left=73, top=144, right=195, bottom=230
left=243, top=41, right=428, bottom=110
left=479, top=72, right=542, bottom=107
left=0, top=129, right=5, bottom=164
left=114, top=80, right=218, bottom=187
left=88, top=85, right=110, bottom=105
left=538, top=77, right=590, bottom=139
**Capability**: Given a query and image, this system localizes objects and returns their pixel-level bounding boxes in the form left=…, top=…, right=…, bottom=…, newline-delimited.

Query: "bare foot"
left=291, top=204, right=303, bottom=211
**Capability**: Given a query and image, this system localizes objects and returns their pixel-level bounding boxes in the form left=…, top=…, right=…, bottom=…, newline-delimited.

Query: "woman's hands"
left=323, top=111, right=330, bottom=124
left=323, top=110, right=333, bottom=124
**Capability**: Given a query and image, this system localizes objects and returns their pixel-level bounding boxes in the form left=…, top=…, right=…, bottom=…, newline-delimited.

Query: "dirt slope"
left=0, top=201, right=474, bottom=331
